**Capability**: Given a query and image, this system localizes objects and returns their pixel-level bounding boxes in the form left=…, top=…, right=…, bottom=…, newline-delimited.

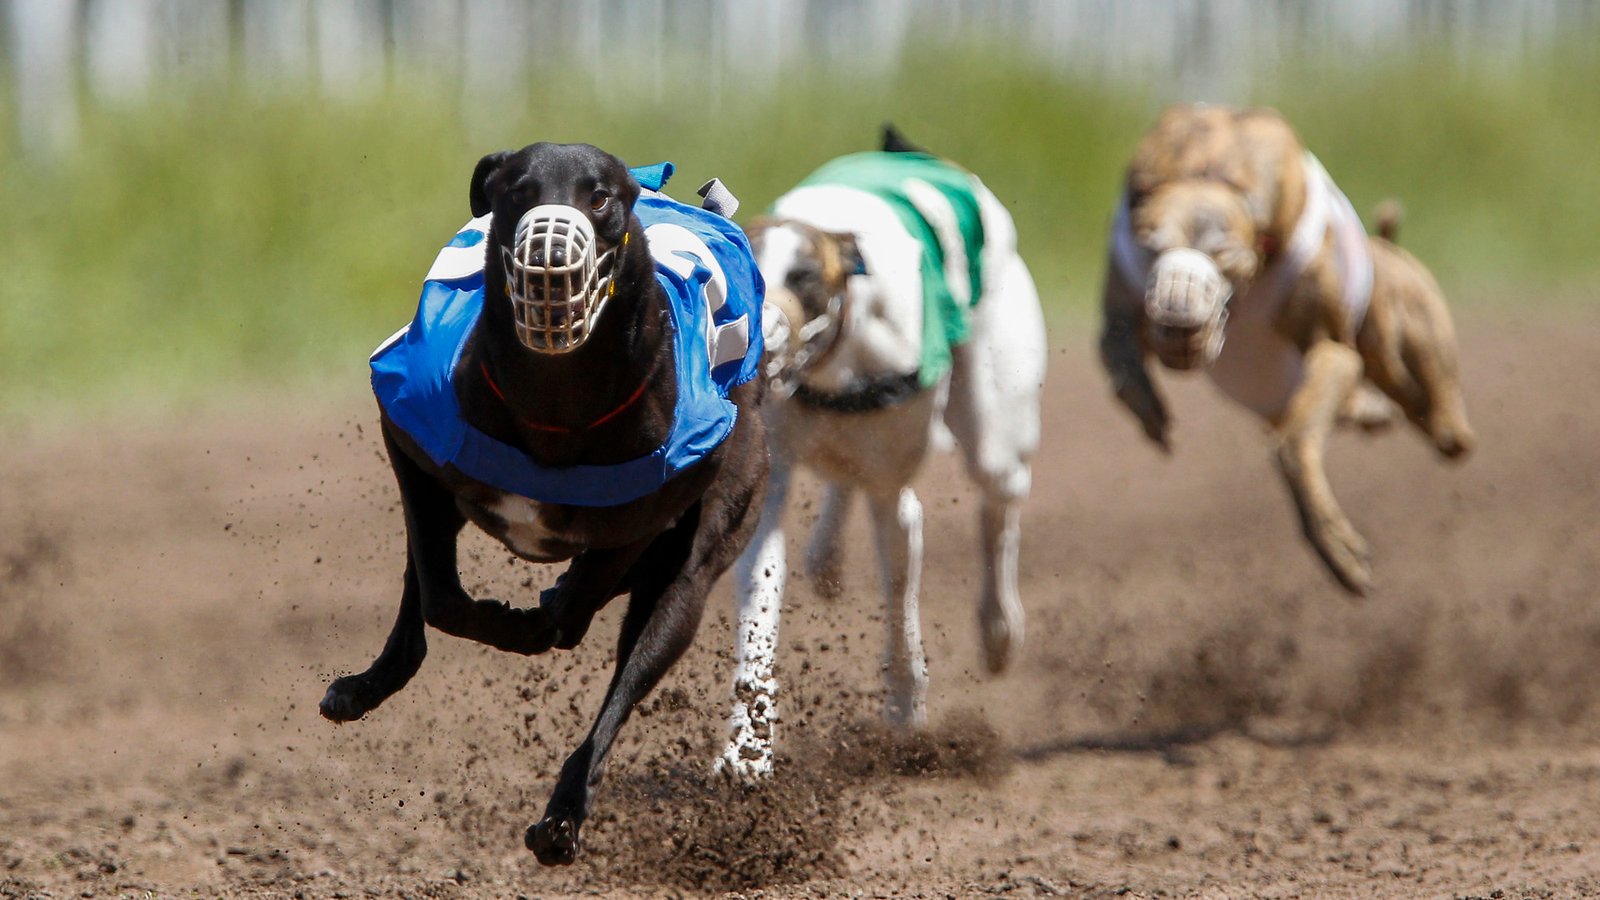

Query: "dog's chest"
left=476, top=494, right=574, bottom=561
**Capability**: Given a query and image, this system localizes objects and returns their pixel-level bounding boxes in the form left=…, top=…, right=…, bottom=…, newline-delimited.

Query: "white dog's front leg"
left=870, top=487, right=928, bottom=729
left=805, top=482, right=852, bottom=599
left=717, top=462, right=791, bottom=781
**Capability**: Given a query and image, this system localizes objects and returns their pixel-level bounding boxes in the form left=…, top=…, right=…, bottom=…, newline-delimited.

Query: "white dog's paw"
left=714, top=741, right=775, bottom=783
left=805, top=540, right=845, bottom=599
left=981, top=617, right=1016, bottom=675
left=979, top=596, right=1024, bottom=675
left=806, top=563, right=844, bottom=600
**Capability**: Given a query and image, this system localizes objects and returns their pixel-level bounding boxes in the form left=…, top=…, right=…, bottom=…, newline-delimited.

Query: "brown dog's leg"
left=1100, top=269, right=1172, bottom=451
left=1362, top=242, right=1476, bottom=459
left=1397, top=301, right=1476, bottom=460
left=804, top=482, right=851, bottom=600
left=1275, top=340, right=1372, bottom=595
left=1338, top=383, right=1399, bottom=432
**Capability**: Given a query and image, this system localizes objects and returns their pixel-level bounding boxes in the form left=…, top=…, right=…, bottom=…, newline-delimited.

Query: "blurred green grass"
left=1, top=46, right=1596, bottom=415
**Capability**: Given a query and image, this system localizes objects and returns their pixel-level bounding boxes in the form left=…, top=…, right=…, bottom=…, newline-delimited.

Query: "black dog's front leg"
left=528, top=448, right=768, bottom=864
left=383, top=436, right=562, bottom=656
left=319, top=554, right=432, bottom=722
left=539, top=541, right=653, bottom=651
left=525, top=507, right=708, bottom=865
left=320, top=432, right=560, bottom=723
left=320, top=430, right=469, bottom=721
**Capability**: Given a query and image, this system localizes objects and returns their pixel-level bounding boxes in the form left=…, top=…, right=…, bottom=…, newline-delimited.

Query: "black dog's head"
left=470, top=143, right=652, bottom=354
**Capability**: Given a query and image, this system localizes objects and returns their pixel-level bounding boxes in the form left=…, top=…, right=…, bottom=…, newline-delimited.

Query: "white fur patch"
left=488, top=494, right=564, bottom=559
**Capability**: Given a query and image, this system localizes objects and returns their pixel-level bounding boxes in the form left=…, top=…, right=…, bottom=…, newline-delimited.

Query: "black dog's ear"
left=469, top=150, right=513, bottom=218
left=880, top=123, right=927, bottom=154
left=619, top=166, right=642, bottom=210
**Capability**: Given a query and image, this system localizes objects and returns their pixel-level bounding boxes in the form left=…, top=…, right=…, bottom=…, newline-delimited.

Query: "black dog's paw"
left=551, top=616, right=591, bottom=651
left=503, top=605, right=562, bottom=655
left=525, top=815, right=581, bottom=866
left=536, top=585, right=590, bottom=651
left=319, top=674, right=381, bottom=722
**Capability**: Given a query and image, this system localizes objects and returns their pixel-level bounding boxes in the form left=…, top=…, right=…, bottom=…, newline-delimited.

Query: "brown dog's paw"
left=1431, top=419, right=1476, bottom=461
left=526, top=815, right=581, bottom=866
left=1312, top=517, right=1373, bottom=596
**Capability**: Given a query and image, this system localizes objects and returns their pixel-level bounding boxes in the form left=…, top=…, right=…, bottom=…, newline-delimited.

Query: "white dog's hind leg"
left=976, top=486, right=1028, bottom=673
left=870, top=487, right=928, bottom=728
left=717, top=461, right=791, bottom=781
left=804, top=482, right=852, bottom=599
left=946, top=253, right=1046, bottom=674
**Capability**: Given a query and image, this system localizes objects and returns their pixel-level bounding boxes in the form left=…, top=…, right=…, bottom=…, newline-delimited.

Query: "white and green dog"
left=719, top=128, right=1048, bottom=780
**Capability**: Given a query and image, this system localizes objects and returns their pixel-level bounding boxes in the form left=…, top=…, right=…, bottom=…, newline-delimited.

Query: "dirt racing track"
left=3, top=309, right=1600, bottom=898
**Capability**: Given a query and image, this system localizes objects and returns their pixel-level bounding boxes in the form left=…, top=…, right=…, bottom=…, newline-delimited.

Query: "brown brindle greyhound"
left=1100, top=104, right=1474, bottom=594
left=319, top=143, right=767, bottom=864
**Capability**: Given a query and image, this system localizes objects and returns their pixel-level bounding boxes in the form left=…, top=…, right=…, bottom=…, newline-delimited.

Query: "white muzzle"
left=761, top=286, right=845, bottom=398
left=1145, top=247, right=1232, bottom=370
left=501, top=204, right=621, bottom=353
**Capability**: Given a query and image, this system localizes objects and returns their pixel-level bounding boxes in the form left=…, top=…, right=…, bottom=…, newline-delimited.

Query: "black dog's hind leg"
left=320, top=430, right=560, bottom=723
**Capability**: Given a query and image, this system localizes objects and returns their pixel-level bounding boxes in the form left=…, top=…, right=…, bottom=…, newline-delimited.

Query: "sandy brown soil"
left=3, top=309, right=1600, bottom=899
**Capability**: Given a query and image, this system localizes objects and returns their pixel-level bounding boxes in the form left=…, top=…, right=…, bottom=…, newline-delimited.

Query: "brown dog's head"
left=1132, top=180, right=1259, bottom=370
left=469, top=142, right=649, bottom=355
left=745, top=217, right=862, bottom=391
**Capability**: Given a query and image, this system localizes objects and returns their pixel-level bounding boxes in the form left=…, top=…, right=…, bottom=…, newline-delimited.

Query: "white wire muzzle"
left=762, top=286, right=845, bottom=399
left=500, top=204, right=622, bottom=353
left=1145, top=247, right=1232, bottom=371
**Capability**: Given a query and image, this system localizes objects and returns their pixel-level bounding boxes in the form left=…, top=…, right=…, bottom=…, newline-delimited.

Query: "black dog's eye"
left=590, top=190, right=610, bottom=212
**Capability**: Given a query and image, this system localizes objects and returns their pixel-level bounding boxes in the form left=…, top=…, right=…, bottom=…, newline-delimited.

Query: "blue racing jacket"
left=370, top=163, right=764, bottom=507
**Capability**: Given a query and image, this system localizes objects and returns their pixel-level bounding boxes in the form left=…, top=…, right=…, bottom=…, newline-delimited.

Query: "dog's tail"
left=1372, top=199, right=1404, bottom=243
left=881, top=122, right=928, bottom=154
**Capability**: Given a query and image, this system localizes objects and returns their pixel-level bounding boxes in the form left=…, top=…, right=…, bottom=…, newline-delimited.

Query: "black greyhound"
left=319, top=142, right=768, bottom=865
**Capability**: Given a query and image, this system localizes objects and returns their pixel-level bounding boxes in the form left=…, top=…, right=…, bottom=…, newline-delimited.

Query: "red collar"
left=478, top=360, right=653, bottom=434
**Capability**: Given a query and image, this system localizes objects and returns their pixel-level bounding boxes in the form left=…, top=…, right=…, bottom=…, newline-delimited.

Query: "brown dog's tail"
left=1372, top=199, right=1404, bottom=243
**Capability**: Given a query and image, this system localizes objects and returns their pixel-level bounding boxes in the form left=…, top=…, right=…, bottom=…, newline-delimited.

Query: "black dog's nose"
left=529, top=243, right=567, bottom=268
